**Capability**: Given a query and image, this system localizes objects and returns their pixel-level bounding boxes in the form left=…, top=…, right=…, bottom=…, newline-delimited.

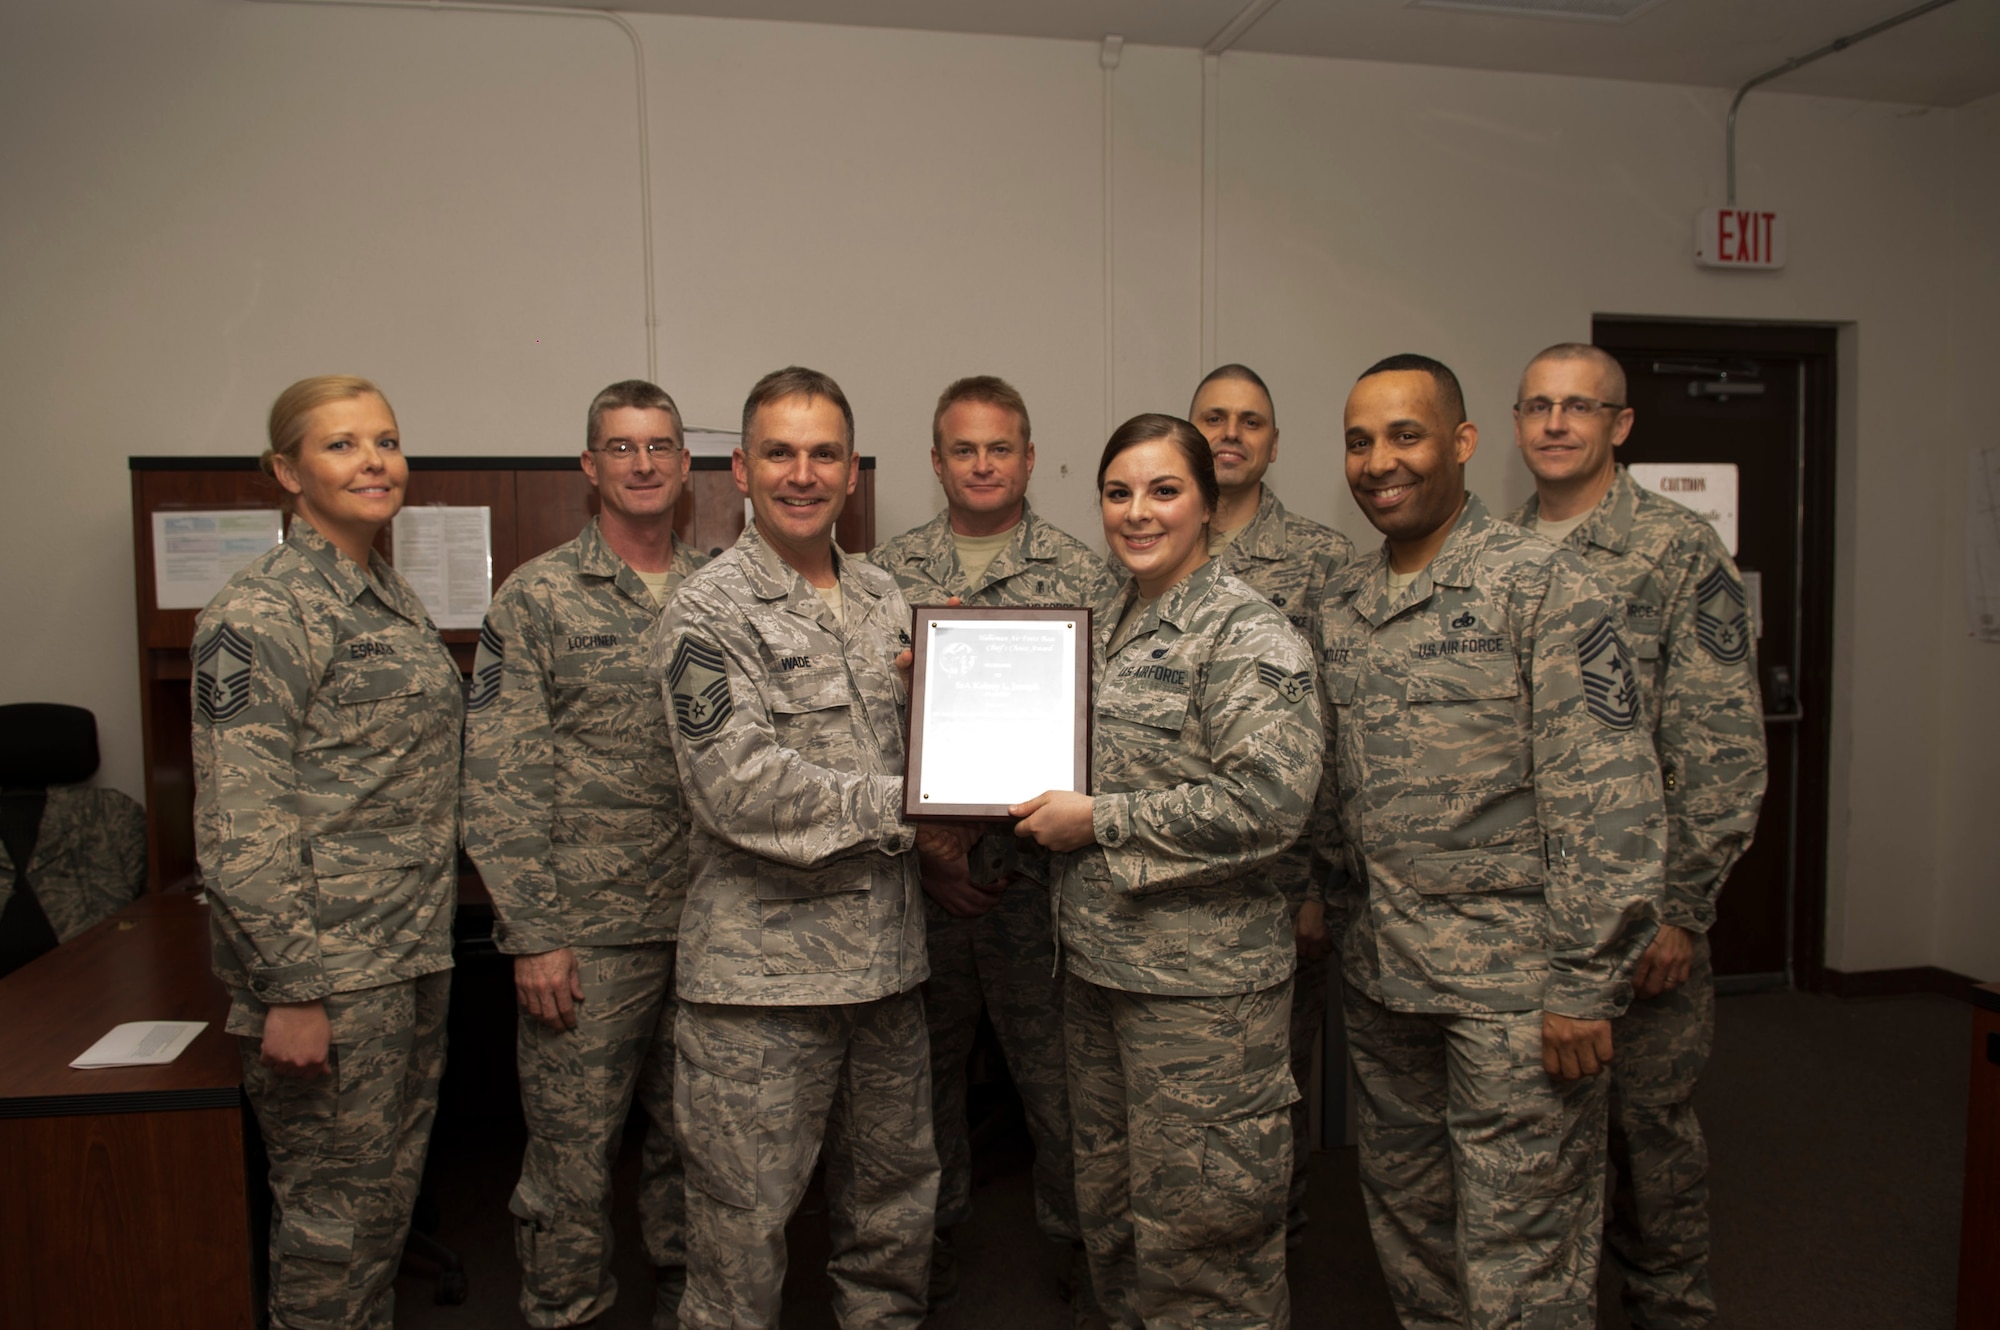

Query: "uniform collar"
left=1105, top=556, right=1221, bottom=651
left=286, top=518, right=421, bottom=620
left=575, top=516, right=699, bottom=604
left=1344, top=492, right=1493, bottom=627
left=741, top=519, right=878, bottom=629
left=1508, top=467, right=1634, bottom=556
left=896, top=504, right=1059, bottom=593
left=1228, top=485, right=1292, bottom=563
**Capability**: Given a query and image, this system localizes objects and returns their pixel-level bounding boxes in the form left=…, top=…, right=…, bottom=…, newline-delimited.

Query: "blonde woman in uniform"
left=1013, top=413, right=1323, bottom=1328
left=192, top=376, right=463, bottom=1330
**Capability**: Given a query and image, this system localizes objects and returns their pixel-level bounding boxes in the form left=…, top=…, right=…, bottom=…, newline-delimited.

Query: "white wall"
left=0, top=0, right=1991, bottom=979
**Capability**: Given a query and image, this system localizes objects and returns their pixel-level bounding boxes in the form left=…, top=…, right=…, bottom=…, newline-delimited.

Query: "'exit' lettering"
left=1693, top=206, right=1788, bottom=270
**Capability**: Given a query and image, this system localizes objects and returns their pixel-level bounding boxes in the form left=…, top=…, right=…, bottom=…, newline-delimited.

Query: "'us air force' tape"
left=1578, top=615, right=1638, bottom=730
left=668, top=636, right=732, bottom=740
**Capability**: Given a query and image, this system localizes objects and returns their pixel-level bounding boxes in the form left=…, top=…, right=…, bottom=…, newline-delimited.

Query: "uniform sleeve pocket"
left=1408, top=844, right=1542, bottom=896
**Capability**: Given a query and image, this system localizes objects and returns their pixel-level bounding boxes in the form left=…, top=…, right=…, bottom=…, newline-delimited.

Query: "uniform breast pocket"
left=1096, top=686, right=1191, bottom=780
left=332, top=657, right=433, bottom=750
left=768, top=667, right=856, bottom=764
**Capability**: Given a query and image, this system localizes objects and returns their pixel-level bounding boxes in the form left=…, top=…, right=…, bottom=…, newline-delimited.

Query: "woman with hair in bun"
left=192, top=376, right=462, bottom=1329
left=1011, top=413, right=1324, bottom=1328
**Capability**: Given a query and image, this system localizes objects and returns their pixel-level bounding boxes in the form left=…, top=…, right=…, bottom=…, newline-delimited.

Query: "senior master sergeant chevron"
left=462, top=380, right=708, bottom=1329
left=655, top=366, right=965, bottom=1330
left=1507, top=342, right=1766, bottom=1329
left=1315, top=353, right=1667, bottom=1330
left=868, top=374, right=1119, bottom=1304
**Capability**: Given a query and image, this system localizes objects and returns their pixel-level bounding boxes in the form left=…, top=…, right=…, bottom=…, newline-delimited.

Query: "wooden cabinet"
left=129, top=455, right=877, bottom=890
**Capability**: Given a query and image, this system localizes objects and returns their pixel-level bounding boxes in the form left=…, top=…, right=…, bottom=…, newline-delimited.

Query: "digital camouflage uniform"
left=869, top=504, right=1118, bottom=1251
left=462, top=518, right=708, bottom=1329
left=191, top=520, right=462, bottom=1330
left=1313, top=494, right=1666, bottom=1330
left=0, top=785, right=146, bottom=941
left=1511, top=469, right=1766, bottom=1329
left=1212, top=483, right=1355, bottom=1234
left=1059, top=559, right=1323, bottom=1329
left=656, top=522, right=937, bottom=1330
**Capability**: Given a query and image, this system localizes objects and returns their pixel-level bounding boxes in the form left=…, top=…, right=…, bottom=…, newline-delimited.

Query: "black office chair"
left=0, top=703, right=147, bottom=980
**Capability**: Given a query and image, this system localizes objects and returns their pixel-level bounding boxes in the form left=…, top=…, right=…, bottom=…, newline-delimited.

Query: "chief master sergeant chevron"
left=654, top=365, right=962, bottom=1330
left=1313, top=353, right=1666, bottom=1330
left=1507, top=342, right=1766, bottom=1330
left=461, top=379, right=708, bottom=1330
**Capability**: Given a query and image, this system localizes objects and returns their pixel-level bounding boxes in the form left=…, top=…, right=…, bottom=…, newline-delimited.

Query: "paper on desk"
left=71, top=1021, right=208, bottom=1069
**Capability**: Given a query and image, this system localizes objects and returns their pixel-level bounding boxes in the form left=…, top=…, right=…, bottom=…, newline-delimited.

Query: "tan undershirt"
left=634, top=568, right=672, bottom=607
left=952, top=527, right=1014, bottom=586
left=815, top=577, right=845, bottom=624
left=1534, top=510, right=1591, bottom=545
left=1387, top=565, right=1423, bottom=594
left=1207, top=522, right=1247, bottom=556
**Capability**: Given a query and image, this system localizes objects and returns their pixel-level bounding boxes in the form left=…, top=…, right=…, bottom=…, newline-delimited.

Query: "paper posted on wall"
left=152, top=510, right=283, bottom=610
left=1967, top=450, right=2000, bottom=643
left=392, top=505, right=492, bottom=630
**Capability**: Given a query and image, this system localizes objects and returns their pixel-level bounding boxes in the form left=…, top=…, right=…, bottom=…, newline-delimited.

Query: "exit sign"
left=1694, top=206, right=1786, bottom=269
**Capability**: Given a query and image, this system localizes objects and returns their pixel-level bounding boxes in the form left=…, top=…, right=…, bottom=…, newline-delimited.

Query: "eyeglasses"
left=593, top=441, right=681, bottom=460
left=1514, top=396, right=1627, bottom=420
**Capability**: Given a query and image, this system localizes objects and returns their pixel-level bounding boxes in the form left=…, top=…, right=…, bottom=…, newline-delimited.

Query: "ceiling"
left=469, top=0, right=2000, bottom=107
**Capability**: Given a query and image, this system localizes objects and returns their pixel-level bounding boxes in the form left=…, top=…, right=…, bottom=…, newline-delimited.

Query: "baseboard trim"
left=1818, top=965, right=1981, bottom=1003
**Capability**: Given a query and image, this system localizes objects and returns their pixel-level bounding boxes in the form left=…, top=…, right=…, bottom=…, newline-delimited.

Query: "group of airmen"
left=191, top=344, right=1766, bottom=1330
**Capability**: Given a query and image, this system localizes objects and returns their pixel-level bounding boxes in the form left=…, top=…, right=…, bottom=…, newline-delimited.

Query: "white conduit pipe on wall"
left=1198, top=0, right=1282, bottom=371
left=1101, top=35, right=1123, bottom=439
left=250, top=0, right=661, bottom=382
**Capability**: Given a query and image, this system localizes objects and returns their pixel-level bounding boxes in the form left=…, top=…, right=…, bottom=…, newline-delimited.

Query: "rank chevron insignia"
left=1577, top=615, right=1638, bottom=730
left=194, top=624, right=255, bottom=724
left=668, top=636, right=732, bottom=740
left=1695, top=566, right=1751, bottom=664
left=467, top=621, right=504, bottom=712
left=1255, top=660, right=1313, bottom=705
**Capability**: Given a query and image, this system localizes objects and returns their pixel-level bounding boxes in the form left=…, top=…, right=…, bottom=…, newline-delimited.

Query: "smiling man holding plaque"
left=871, top=375, right=1117, bottom=1308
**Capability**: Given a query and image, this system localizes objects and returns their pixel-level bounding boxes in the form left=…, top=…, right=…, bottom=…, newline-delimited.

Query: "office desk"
left=0, top=892, right=255, bottom=1330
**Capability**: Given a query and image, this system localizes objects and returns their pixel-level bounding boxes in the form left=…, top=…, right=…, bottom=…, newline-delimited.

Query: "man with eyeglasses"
left=463, top=379, right=708, bottom=1329
left=1508, top=343, right=1766, bottom=1330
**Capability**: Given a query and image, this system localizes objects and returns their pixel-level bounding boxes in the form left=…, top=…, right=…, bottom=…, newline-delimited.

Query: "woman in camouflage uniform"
left=192, top=376, right=463, bottom=1330
left=1014, top=414, right=1323, bottom=1329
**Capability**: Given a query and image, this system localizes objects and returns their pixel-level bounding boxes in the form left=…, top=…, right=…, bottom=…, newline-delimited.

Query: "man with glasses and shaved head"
left=463, top=379, right=708, bottom=1330
left=1509, top=343, right=1766, bottom=1330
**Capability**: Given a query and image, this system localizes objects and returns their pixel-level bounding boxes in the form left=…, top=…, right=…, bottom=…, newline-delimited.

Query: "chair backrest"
left=0, top=703, right=100, bottom=789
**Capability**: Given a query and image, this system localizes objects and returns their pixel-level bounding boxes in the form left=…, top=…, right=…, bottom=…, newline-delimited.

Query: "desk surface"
left=0, top=892, right=237, bottom=1117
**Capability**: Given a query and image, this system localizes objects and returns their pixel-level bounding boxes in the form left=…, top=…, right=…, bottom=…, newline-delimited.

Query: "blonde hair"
left=261, top=376, right=393, bottom=499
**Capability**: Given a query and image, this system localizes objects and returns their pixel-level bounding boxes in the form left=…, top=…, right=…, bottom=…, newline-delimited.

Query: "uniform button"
left=1103, top=827, right=1120, bottom=844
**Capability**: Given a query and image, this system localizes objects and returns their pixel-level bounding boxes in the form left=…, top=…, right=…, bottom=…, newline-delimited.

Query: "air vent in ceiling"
left=1408, top=0, right=1669, bottom=22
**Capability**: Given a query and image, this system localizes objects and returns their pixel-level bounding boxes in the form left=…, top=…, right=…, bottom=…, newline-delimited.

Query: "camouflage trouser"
left=1607, top=932, right=1716, bottom=1329
left=511, top=942, right=683, bottom=1328
left=239, top=971, right=450, bottom=1330
left=1345, top=986, right=1609, bottom=1330
left=674, top=992, right=939, bottom=1330
left=923, top=885, right=1077, bottom=1240
left=1287, top=947, right=1331, bottom=1235
left=1066, top=974, right=1297, bottom=1330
